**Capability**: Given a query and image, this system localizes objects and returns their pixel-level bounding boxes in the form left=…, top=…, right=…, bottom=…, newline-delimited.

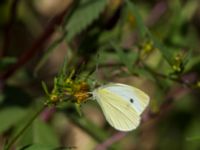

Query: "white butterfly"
left=92, top=83, right=150, bottom=132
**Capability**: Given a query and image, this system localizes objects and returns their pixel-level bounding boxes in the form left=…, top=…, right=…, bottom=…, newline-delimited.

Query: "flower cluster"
left=46, top=70, right=91, bottom=105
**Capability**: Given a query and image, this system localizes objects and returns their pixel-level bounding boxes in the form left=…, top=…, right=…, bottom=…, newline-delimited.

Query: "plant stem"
left=5, top=104, right=46, bottom=150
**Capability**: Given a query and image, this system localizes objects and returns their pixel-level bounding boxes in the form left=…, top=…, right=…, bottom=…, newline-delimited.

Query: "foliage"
left=0, top=0, right=200, bottom=150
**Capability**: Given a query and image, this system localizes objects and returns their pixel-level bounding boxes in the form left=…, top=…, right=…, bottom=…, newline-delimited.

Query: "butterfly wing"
left=93, top=83, right=150, bottom=131
left=103, top=83, right=150, bottom=115
left=94, top=88, right=141, bottom=131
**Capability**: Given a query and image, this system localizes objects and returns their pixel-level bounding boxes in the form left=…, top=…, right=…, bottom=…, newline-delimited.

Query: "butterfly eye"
left=130, top=98, right=134, bottom=103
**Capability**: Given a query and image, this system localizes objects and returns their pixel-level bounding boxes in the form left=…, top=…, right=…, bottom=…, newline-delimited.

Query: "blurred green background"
left=0, top=0, right=200, bottom=150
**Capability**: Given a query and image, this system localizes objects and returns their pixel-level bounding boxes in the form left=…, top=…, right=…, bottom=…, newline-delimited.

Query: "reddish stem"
left=95, top=132, right=127, bottom=150
left=1, top=1, right=80, bottom=80
left=1, top=11, right=66, bottom=80
left=40, top=107, right=56, bottom=122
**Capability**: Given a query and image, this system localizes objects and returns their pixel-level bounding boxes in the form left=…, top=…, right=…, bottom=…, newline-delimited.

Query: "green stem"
left=5, top=105, right=46, bottom=150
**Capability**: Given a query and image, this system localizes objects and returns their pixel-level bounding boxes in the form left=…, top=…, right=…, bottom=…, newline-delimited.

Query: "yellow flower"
left=74, top=92, right=90, bottom=104
left=73, top=81, right=90, bottom=103
left=50, top=94, right=60, bottom=103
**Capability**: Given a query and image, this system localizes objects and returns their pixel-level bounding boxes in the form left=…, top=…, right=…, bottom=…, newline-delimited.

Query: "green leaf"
left=41, top=81, right=50, bottom=96
left=66, top=0, right=107, bottom=41
left=0, top=107, right=26, bottom=133
left=17, top=118, right=59, bottom=149
left=17, top=122, right=34, bottom=148
left=33, top=119, right=59, bottom=146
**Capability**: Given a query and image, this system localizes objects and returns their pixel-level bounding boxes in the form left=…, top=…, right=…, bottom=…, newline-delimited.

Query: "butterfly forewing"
left=94, top=88, right=141, bottom=131
left=103, top=83, right=149, bottom=115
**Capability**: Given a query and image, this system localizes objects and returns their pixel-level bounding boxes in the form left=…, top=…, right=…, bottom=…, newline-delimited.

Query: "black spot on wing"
left=130, top=98, right=134, bottom=103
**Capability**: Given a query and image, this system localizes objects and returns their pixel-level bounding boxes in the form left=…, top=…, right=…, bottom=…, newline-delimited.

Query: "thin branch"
left=146, top=1, right=168, bottom=26
left=143, top=64, right=196, bottom=88
left=95, top=132, right=127, bottom=150
left=98, top=62, right=198, bottom=88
